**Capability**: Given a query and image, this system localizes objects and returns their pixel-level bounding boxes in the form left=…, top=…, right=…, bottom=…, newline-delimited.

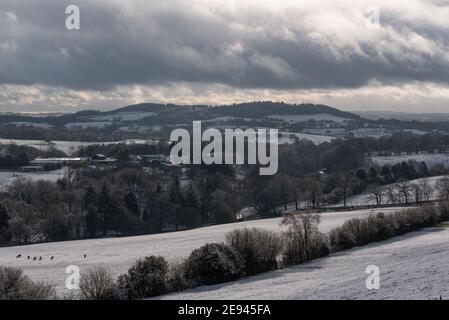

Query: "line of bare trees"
left=368, top=177, right=449, bottom=206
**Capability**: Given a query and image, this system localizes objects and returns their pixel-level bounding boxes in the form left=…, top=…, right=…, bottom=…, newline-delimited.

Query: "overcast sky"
left=1, top=0, right=449, bottom=113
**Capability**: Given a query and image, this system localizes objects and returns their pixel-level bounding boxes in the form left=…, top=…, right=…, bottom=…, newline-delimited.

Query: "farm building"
left=30, top=157, right=87, bottom=166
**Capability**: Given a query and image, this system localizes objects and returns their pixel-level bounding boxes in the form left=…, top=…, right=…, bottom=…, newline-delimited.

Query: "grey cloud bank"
left=0, top=0, right=449, bottom=112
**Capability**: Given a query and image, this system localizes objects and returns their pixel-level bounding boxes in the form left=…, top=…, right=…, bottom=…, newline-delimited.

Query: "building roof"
left=30, top=157, right=86, bottom=164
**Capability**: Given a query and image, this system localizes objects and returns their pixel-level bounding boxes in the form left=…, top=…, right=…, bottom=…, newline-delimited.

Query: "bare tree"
left=411, top=183, right=423, bottom=203
left=436, top=176, right=449, bottom=201
left=3, top=200, right=40, bottom=244
left=290, top=177, right=303, bottom=211
left=397, top=181, right=412, bottom=204
left=7, top=177, right=33, bottom=202
left=303, top=177, right=322, bottom=209
left=336, top=172, right=356, bottom=208
left=419, top=178, right=433, bottom=202
left=369, top=184, right=383, bottom=206
left=79, top=267, right=118, bottom=300
left=385, top=185, right=398, bottom=204
left=63, top=166, right=76, bottom=187
left=282, top=212, right=327, bottom=264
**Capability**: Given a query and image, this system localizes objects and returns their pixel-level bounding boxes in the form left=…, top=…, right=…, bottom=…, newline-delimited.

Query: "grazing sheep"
left=27, top=256, right=30, bottom=260
left=16, top=254, right=21, bottom=258
left=83, top=254, right=87, bottom=258
left=38, top=257, right=42, bottom=261
left=50, top=256, right=54, bottom=260
left=33, top=257, right=37, bottom=261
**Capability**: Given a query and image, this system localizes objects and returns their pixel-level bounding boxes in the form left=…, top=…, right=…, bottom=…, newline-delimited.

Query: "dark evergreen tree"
left=0, top=203, right=10, bottom=243
left=381, top=165, right=393, bottom=184
left=408, top=162, right=417, bottom=180
left=125, top=191, right=140, bottom=217
left=418, top=161, right=429, bottom=177
left=368, top=167, right=378, bottom=182
left=391, top=163, right=401, bottom=179
left=181, top=184, right=202, bottom=228
left=356, top=168, right=368, bottom=180
left=400, top=161, right=410, bottom=179
left=97, top=182, right=114, bottom=235
left=83, top=185, right=99, bottom=237
left=168, top=175, right=184, bottom=230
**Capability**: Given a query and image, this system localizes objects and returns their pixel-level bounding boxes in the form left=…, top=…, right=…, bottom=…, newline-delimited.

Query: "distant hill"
left=212, top=102, right=361, bottom=120
left=4, top=101, right=449, bottom=142
left=354, top=110, right=449, bottom=122
left=0, top=101, right=362, bottom=124
left=101, top=101, right=362, bottom=121
left=109, top=103, right=209, bottom=114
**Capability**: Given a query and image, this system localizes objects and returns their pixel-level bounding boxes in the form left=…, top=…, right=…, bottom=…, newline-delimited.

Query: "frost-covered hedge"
left=226, top=228, right=283, bottom=275
left=79, top=266, right=119, bottom=300
left=118, top=256, right=168, bottom=299
left=0, top=266, right=55, bottom=300
left=184, top=243, right=245, bottom=285
left=329, top=203, right=447, bottom=251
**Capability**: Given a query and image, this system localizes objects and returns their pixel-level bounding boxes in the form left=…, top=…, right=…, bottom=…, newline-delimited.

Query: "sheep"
left=16, top=254, right=22, bottom=258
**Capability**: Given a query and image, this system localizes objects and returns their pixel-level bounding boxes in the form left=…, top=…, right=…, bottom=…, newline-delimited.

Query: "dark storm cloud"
left=0, top=0, right=449, bottom=91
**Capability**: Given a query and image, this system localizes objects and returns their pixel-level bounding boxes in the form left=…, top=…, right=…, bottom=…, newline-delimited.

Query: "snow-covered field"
left=403, top=129, right=428, bottom=135
left=349, top=128, right=391, bottom=138
left=3, top=122, right=54, bottom=129
left=280, top=132, right=336, bottom=144
left=338, top=176, right=444, bottom=207
left=203, top=116, right=253, bottom=123
left=87, top=111, right=156, bottom=121
left=65, top=122, right=112, bottom=129
left=303, top=128, right=346, bottom=136
left=161, top=225, right=449, bottom=300
left=0, top=138, right=151, bottom=154
left=117, top=125, right=161, bottom=133
left=0, top=169, right=65, bottom=187
left=266, top=114, right=350, bottom=123
left=370, top=153, right=449, bottom=168
left=0, top=207, right=405, bottom=295
left=228, top=131, right=334, bottom=145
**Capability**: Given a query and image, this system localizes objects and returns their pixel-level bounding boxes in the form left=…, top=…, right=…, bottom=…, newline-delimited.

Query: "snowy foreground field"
left=0, top=207, right=405, bottom=296
left=159, top=225, right=449, bottom=300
